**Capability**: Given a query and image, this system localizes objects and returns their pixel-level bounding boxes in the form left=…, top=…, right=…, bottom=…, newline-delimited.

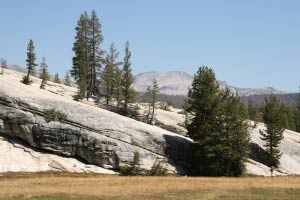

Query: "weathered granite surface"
left=0, top=71, right=193, bottom=173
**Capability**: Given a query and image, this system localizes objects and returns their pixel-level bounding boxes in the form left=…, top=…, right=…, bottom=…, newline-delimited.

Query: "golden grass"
left=0, top=173, right=300, bottom=200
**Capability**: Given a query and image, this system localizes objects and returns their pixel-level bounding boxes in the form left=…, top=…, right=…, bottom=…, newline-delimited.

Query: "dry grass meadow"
left=0, top=173, right=300, bottom=200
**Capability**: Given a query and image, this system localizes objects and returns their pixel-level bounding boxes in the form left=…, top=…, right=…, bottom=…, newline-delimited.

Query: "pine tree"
left=248, top=99, right=258, bottom=127
left=122, top=42, right=135, bottom=114
left=281, top=104, right=295, bottom=131
left=64, top=71, right=72, bottom=86
left=39, top=57, right=50, bottom=81
left=39, top=58, right=49, bottom=89
left=259, top=95, right=284, bottom=168
left=23, top=39, right=37, bottom=85
left=71, top=12, right=90, bottom=99
left=87, top=10, right=104, bottom=97
left=145, top=86, right=152, bottom=122
left=149, top=79, right=160, bottom=124
left=294, top=87, right=300, bottom=132
left=101, top=43, right=122, bottom=104
left=114, top=68, right=123, bottom=106
left=220, top=88, right=250, bottom=176
left=54, top=73, right=61, bottom=84
left=186, top=66, right=223, bottom=175
left=0, top=58, right=7, bottom=75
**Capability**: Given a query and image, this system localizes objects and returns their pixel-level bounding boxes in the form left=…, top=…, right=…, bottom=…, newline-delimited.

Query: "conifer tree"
left=149, top=79, right=160, bottom=124
left=114, top=68, right=123, bottom=106
left=294, top=87, right=300, bottom=132
left=64, top=71, right=72, bottom=86
left=187, top=66, right=250, bottom=176
left=122, top=42, right=135, bottom=114
left=39, top=57, right=50, bottom=81
left=220, top=88, right=250, bottom=176
left=281, top=104, right=295, bottom=131
left=23, top=39, right=37, bottom=85
left=72, top=11, right=104, bottom=99
left=39, top=58, right=49, bottom=89
left=0, top=58, right=6, bottom=75
left=186, top=66, right=223, bottom=175
left=71, top=12, right=90, bottom=99
left=259, top=95, right=284, bottom=168
left=145, top=86, right=152, bottom=122
left=101, top=43, right=122, bottom=104
left=88, top=10, right=104, bottom=97
left=54, top=73, right=61, bottom=84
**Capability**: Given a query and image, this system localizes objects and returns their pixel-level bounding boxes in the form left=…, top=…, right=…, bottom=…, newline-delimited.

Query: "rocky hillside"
left=1, top=69, right=300, bottom=176
left=133, top=71, right=286, bottom=96
left=0, top=69, right=193, bottom=174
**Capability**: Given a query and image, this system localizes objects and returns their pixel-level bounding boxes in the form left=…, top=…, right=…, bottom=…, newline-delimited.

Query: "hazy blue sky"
left=0, top=0, right=300, bottom=91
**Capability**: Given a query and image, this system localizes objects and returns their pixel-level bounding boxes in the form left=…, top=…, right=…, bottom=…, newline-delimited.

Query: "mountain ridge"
left=133, top=71, right=288, bottom=96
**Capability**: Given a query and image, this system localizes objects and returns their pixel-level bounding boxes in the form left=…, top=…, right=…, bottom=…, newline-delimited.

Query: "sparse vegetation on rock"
left=44, top=108, right=67, bottom=122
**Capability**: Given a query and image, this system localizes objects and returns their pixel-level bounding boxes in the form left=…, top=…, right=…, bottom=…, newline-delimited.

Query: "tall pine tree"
left=220, top=88, right=250, bottom=176
left=101, top=43, right=122, bottom=104
left=122, top=42, right=135, bottom=114
left=259, top=95, right=284, bottom=168
left=187, top=66, right=223, bottom=175
left=23, top=39, right=37, bottom=85
left=88, top=10, right=104, bottom=97
left=71, top=12, right=90, bottom=99
left=149, top=79, right=160, bottom=124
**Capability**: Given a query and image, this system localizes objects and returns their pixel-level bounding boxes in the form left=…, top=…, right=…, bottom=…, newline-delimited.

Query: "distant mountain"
left=133, top=71, right=287, bottom=96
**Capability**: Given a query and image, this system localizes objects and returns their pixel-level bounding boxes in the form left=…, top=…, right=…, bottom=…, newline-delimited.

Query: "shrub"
left=44, top=108, right=67, bottom=123
left=120, top=152, right=144, bottom=176
left=21, top=76, right=33, bottom=85
left=147, top=159, right=168, bottom=176
left=120, top=152, right=168, bottom=176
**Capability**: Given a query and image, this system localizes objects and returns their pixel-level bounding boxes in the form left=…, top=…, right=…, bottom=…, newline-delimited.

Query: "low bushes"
left=120, top=152, right=168, bottom=176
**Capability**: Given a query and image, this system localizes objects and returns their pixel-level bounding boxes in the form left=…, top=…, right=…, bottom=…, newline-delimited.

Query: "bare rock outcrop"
left=0, top=70, right=193, bottom=174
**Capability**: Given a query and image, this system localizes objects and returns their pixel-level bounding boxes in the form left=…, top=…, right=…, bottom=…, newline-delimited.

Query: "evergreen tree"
left=71, top=12, right=90, bottom=99
left=64, top=71, right=72, bottom=86
left=248, top=99, right=258, bottom=127
left=281, top=104, right=295, bottom=131
left=114, top=68, right=123, bottom=106
left=101, top=43, right=122, bottom=104
left=145, top=86, right=152, bottom=122
left=87, top=10, right=104, bottom=97
left=122, top=42, right=135, bottom=114
left=0, top=58, right=7, bottom=75
left=54, top=73, right=61, bottom=84
left=39, top=58, right=49, bottom=89
left=259, top=95, right=284, bottom=168
left=23, top=39, right=37, bottom=85
left=294, top=87, right=300, bottom=132
left=186, top=66, right=223, bottom=175
left=39, top=57, right=50, bottom=81
left=182, top=100, right=191, bottom=128
left=220, top=88, right=250, bottom=176
left=149, top=79, right=160, bottom=124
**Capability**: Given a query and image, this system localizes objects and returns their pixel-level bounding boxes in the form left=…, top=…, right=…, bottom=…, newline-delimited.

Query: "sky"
left=0, top=0, right=300, bottom=92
